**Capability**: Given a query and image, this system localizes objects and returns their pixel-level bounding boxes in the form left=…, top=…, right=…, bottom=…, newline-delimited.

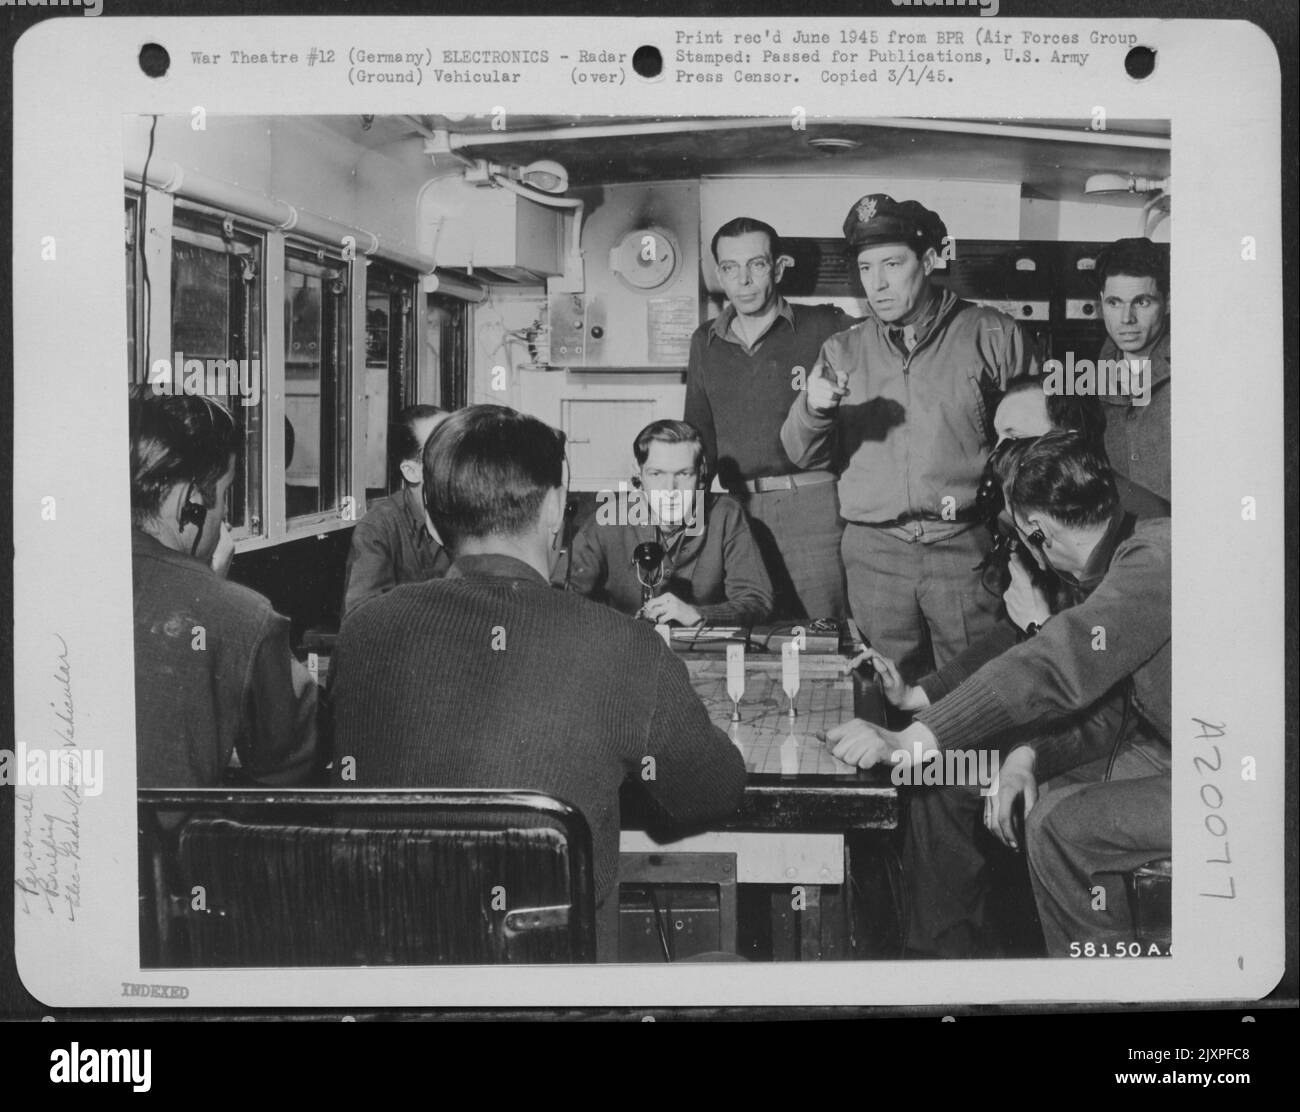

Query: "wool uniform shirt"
left=343, top=485, right=452, bottom=617
left=782, top=287, right=1037, bottom=535
left=1100, top=331, right=1171, bottom=503
left=329, top=553, right=748, bottom=901
left=914, top=515, right=1171, bottom=751
left=567, top=494, right=773, bottom=626
left=132, top=529, right=319, bottom=788
left=685, top=299, right=854, bottom=488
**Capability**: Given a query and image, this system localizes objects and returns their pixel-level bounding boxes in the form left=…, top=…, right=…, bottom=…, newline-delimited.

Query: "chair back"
left=139, top=789, right=597, bottom=966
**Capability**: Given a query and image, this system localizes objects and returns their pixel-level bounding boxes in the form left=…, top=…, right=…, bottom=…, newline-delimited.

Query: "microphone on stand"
left=632, top=540, right=666, bottom=613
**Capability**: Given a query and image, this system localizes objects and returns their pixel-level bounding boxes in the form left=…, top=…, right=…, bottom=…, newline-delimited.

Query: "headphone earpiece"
left=1026, top=527, right=1047, bottom=548
left=179, top=488, right=209, bottom=557
left=180, top=501, right=208, bottom=532
left=630, top=475, right=642, bottom=489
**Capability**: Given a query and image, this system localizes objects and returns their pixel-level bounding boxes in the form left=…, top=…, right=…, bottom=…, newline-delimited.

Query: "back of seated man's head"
left=422, top=404, right=566, bottom=555
left=390, top=403, right=448, bottom=489
left=129, top=385, right=239, bottom=558
left=994, top=375, right=1107, bottom=455
left=1006, top=429, right=1119, bottom=531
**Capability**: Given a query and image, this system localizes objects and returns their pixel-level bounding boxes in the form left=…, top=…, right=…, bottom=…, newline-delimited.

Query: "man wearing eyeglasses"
left=684, top=217, right=856, bottom=622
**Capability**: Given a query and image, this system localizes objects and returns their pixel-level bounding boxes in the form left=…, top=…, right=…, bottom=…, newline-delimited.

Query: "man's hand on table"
left=640, top=591, right=702, bottom=628
left=824, top=718, right=940, bottom=770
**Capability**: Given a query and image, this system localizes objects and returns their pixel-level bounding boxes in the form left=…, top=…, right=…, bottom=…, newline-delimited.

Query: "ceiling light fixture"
left=807, top=136, right=863, bottom=153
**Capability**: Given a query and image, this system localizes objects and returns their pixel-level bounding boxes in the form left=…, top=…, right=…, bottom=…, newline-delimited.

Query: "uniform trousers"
left=742, top=481, right=847, bottom=622
left=841, top=522, right=1001, bottom=681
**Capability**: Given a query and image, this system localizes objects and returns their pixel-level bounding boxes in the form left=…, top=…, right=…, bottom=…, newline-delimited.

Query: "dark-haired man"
left=685, top=216, right=854, bottom=620
left=129, top=387, right=318, bottom=787
left=342, top=403, right=451, bottom=617
left=994, top=375, right=1169, bottom=528
left=1094, top=236, right=1170, bottom=501
left=568, top=419, right=772, bottom=626
left=827, top=432, right=1170, bottom=956
left=893, top=377, right=1171, bottom=709
left=330, top=404, right=747, bottom=907
left=783, top=194, right=1037, bottom=680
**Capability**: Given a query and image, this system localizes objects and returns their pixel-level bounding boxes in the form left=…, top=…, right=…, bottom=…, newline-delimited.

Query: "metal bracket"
left=502, top=904, right=571, bottom=937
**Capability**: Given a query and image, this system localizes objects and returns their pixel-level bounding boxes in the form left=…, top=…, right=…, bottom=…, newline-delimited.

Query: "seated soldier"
left=568, top=419, right=773, bottom=628
left=329, top=405, right=747, bottom=909
left=342, top=404, right=451, bottom=617
left=829, top=431, right=1170, bottom=957
left=993, top=374, right=1168, bottom=520
left=129, top=387, right=319, bottom=787
left=897, top=375, right=1171, bottom=701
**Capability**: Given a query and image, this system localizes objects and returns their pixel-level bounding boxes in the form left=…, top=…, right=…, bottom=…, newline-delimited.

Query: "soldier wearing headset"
left=129, top=386, right=319, bottom=788
left=829, top=431, right=1171, bottom=957
left=567, top=419, right=773, bottom=628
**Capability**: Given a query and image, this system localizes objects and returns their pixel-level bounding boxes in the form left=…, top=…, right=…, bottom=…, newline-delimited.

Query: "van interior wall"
left=124, top=115, right=433, bottom=256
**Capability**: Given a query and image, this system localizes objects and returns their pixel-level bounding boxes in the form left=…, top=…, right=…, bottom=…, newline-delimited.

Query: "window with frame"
left=284, top=245, right=351, bottom=522
left=364, top=262, right=417, bottom=503
left=125, top=195, right=141, bottom=383
left=429, top=292, right=468, bottom=412
left=169, top=207, right=265, bottom=537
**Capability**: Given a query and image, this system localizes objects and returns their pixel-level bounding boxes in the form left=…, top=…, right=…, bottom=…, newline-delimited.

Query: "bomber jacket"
left=913, top=514, right=1171, bottom=751
left=781, top=287, right=1037, bottom=538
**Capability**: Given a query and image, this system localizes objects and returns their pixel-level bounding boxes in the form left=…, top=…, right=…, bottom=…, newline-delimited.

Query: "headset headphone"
left=179, top=486, right=210, bottom=556
left=1004, top=440, right=1049, bottom=550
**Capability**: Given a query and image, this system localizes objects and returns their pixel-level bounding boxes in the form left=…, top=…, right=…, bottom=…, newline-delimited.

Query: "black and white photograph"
left=5, top=10, right=1290, bottom=1033
left=124, top=110, right=1178, bottom=970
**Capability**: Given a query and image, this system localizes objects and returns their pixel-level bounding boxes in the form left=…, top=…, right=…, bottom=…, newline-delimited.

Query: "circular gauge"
left=610, top=226, right=681, bottom=291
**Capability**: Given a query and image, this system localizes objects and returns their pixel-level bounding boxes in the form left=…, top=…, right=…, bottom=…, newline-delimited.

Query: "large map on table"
left=684, top=656, right=860, bottom=777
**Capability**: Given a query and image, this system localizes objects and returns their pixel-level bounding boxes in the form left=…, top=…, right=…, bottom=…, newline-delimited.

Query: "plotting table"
left=614, top=651, right=902, bottom=960
left=684, top=657, right=860, bottom=777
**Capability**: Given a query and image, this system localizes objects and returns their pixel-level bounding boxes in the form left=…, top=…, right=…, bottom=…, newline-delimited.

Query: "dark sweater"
left=330, top=553, right=748, bottom=900
left=685, top=299, right=854, bottom=489
left=567, top=493, right=773, bottom=625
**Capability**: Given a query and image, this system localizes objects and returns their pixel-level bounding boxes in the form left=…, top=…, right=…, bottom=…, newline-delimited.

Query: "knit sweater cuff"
left=914, top=678, right=1018, bottom=751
